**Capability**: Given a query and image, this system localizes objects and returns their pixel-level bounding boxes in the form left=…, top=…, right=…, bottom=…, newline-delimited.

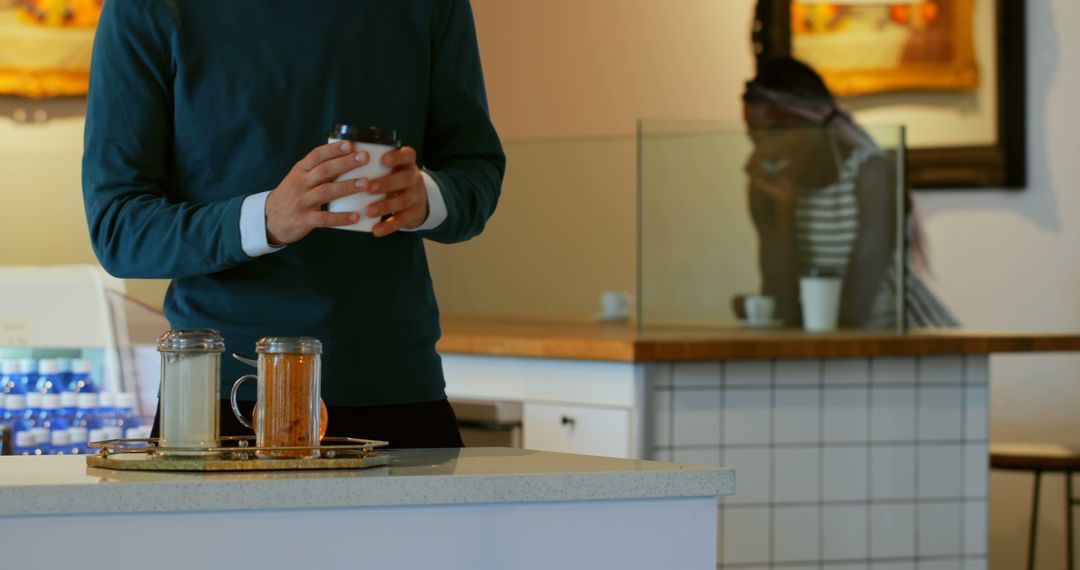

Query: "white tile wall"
left=774, top=506, right=821, bottom=562
left=870, top=387, right=917, bottom=442
left=723, top=448, right=771, bottom=505
left=963, top=386, right=988, bottom=440
left=919, top=356, right=965, bottom=384
left=963, top=501, right=988, bottom=555
left=823, top=504, right=869, bottom=560
left=671, top=447, right=722, bottom=467
left=963, top=444, right=988, bottom=498
left=870, top=504, right=916, bottom=558
left=774, top=389, right=820, bottom=444
left=918, top=445, right=964, bottom=499
left=824, top=358, right=870, bottom=385
left=964, top=355, right=988, bottom=384
left=774, top=448, right=820, bottom=503
left=673, top=361, right=721, bottom=388
left=725, top=360, right=772, bottom=387
left=824, top=387, right=870, bottom=443
left=871, top=564, right=915, bottom=570
left=918, top=387, right=964, bottom=441
left=672, top=389, right=721, bottom=446
left=918, top=502, right=963, bottom=557
left=722, top=507, right=770, bottom=565
left=775, top=359, right=820, bottom=385
left=871, top=446, right=917, bottom=500
left=823, top=446, right=869, bottom=501
left=962, top=558, right=988, bottom=570
left=650, top=388, right=671, bottom=448
left=650, top=355, right=988, bottom=570
left=723, top=389, right=771, bottom=445
left=917, top=561, right=962, bottom=570
left=871, top=357, right=917, bottom=384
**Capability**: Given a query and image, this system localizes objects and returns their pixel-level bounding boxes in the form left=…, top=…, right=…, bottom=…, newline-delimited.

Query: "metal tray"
left=86, top=436, right=389, bottom=472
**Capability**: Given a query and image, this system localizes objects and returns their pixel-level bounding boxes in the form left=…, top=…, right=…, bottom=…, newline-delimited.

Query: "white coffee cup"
left=599, top=291, right=632, bottom=321
left=741, top=295, right=776, bottom=324
left=326, top=124, right=401, bottom=233
left=799, top=275, right=842, bottom=332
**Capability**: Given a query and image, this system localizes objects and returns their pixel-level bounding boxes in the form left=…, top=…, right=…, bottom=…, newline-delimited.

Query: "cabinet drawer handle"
left=561, top=415, right=576, bottom=427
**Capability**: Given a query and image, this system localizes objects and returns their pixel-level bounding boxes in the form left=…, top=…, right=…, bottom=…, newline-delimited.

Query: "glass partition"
left=637, top=119, right=906, bottom=333
left=426, top=136, right=637, bottom=323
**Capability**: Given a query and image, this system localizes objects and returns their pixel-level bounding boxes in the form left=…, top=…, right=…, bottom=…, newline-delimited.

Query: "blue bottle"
left=56, top=358, right=74, bottom=395
left=24, top=392, right=49, bottom=455
left=116, top=395, right=145, bottom=438
left=3, top=394, right=37, bottom=456
left=35, top=359, right=67, bottom=395
left=2, top=359, right=27, bottom=396
left=60, top=391, right=77, bottom=424
left=69, top=393, right=100, bottom=454
left=18, top=358, right=38, bottom=394
left=40, top=393, right=72, bottom=455
left=68, top=358, right=97, bottom=394
left=97, top=392, right=123, bottom=441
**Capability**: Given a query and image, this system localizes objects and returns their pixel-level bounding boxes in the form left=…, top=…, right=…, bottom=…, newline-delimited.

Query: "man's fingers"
left=365, top=188, right=421, bottom=219
left=297, top=141, right=355, bottom=173
left=382, top=146, right=417, bottom=168
left=302, top=179, right=368, bottom=208
left=368, top=168, right=421, bottom=194
left=303, top=151, right=369, bottom=187
left=308, top=210, right=360, bottom=229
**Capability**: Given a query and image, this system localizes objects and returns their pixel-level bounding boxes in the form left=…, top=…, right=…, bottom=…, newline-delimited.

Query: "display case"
left=0, top=265, right=166, bottom=450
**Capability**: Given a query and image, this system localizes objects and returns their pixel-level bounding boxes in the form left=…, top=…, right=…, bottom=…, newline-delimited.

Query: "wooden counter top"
left=436, top=317, right=1080, bottom=362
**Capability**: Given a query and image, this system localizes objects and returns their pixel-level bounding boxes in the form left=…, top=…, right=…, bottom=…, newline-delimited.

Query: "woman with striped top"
left=742, top=58, right=957, bottom=329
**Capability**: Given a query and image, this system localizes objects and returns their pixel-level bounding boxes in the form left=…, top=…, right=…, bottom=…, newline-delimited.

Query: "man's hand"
left=363, top=146, right=429, bottom=238
left=265, top=142, right=372, bottom=245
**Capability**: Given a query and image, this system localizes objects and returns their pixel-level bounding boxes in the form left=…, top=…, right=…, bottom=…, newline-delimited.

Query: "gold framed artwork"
left=0, top=0, right=103, bottom=99
left=790, top=0, right=979, bottom=97
left=753, top=0, right=1027, bottom=189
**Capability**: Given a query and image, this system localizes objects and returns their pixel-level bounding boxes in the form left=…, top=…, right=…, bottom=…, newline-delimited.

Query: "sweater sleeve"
left=416, top=0, right=506, bottom=244
left=82, top=0, right=250, bottom=280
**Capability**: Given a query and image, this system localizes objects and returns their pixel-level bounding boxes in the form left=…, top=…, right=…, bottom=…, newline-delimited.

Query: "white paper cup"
left=742, top=295, right=776, bottom=324
left=799, top=276, right=842, bottom=332
left=326, top=125, right=400, bottom=233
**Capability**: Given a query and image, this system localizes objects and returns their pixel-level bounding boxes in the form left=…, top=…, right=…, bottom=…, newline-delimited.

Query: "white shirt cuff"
left=405, top=171, right=448, bottom=232
left=239, top=191, right=286, bottom=258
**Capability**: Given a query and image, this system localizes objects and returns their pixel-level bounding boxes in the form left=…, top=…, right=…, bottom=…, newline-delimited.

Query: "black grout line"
left=716, top=553, right=986, bottom=569
left=817, top=358, right=826, bottom=569
left=657, top=438, right=989, bottom=451
left=914, top=356, right=922, bottom=559
left=866, top=357, right=875, bottom=560
left=768, top=358, right=776, bottom=568
left=960, top=355, right=968, bottom=557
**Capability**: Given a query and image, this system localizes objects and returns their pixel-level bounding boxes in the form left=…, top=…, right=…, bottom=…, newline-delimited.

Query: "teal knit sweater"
left=82, top=1, right=504, bottom=405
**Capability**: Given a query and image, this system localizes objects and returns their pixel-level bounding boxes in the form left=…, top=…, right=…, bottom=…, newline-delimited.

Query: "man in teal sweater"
left=82, top=1, right=504, bottom=447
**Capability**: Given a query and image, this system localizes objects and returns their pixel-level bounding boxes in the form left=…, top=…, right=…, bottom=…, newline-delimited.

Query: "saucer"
left=595, top=312, right=631, bottom=323
left=738, top=318, right=784, bottom=329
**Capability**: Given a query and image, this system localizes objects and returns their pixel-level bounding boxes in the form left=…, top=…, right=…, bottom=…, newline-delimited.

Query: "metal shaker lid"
left=157, top=329, right=226, bottom=353
left=255, top=337, right=323, bottom=355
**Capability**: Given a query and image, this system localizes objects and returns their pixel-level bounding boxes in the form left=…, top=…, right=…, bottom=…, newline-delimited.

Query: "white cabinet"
left=442, top=354, right=644, bottom=459
left=523, top=403, right=632, bottom=458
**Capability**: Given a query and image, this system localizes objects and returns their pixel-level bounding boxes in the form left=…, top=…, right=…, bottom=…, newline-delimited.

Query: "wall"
left=0, top=98, right=167, bottom=306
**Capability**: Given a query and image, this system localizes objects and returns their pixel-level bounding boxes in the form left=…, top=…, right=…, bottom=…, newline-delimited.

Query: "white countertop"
left=0, top=448, right=734, bottom=517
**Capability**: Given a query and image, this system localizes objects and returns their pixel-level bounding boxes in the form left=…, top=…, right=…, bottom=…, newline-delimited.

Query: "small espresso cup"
left=799, top=275, right=842, bottom=332
left=326, top=124, right=402, bottom=233
left=740, top=295, right=776, bottom=324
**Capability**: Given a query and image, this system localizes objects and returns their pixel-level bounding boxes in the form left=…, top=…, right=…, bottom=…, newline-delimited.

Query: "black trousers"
left=150, top=399, right=464, bottom=449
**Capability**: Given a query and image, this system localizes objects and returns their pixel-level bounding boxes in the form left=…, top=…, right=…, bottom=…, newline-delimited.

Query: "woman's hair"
left=750, top=58, right=835, bottom=107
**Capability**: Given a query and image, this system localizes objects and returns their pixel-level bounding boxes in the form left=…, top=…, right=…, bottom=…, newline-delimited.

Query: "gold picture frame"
left=789, top=0, right=979, bottom=97
left=754, top=0, right=1027, bottom=189
left=0, top=1, right=102, bottom=99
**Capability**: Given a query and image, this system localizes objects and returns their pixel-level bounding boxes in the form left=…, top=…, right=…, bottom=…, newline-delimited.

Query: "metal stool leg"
left=1068, top=471, right=1074, bottom=570
left=1029, top=470, right=1042, bottom=570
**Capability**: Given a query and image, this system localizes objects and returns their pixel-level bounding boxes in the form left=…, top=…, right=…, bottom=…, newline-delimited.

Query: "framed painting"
left=753, top=0, right=1027, bottom=189
left=0, top=0, right=103, bottom=99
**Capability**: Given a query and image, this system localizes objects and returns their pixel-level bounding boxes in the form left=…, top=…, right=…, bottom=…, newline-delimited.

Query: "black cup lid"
left=328, top=124, right=401, bottom=146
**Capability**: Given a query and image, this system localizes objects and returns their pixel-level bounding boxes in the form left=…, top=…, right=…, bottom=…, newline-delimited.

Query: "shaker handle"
left=561, top=415, right=576, bottom=427
left=230, top=374, right=258, bottom=430
left=232, top=353, right=258, bottom=368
